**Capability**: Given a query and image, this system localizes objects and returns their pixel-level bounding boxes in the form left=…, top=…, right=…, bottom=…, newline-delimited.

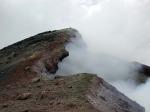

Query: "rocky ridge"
left=0, top=28, right=78, bottom=86
left=0, top=28, right=145, bottom=112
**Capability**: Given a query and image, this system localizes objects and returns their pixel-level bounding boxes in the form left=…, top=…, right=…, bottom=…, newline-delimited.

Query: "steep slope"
left=0, top=28, right=78, bottom=86
left=0, top=74, right=144, bottom=112
left=0, top=28, right=145, bottom=112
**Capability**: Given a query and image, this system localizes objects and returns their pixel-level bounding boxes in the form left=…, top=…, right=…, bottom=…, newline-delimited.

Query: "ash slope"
left=0, top=28, right=144, bottom=112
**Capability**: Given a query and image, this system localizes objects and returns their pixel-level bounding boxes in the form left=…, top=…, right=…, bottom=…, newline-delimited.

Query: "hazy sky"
left=1, top=0, right=150, bottom=64
left=0, top=0, right=78, bottom=47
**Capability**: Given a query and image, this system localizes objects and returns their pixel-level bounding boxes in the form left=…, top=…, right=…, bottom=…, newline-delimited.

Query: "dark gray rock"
left=87, top=75, right=145, bottom=112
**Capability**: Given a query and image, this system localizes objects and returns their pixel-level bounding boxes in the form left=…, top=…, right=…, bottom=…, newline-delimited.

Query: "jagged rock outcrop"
left=0, top=28, right=145, bottom=112
left=0, top=28, right=78, bottom=85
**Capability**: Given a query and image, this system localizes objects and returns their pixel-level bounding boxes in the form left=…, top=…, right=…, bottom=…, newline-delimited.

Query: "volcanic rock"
left=16, top=92, right=32, bottom=100
left=0, top=28, right=78, bottom=86
left=133, top=62, right=150, bottom=82
left=0, top=28, right=145, bottom=112
left=31, top=77, right=40, bottom=83
left=0, top=74, right=144, bottom=112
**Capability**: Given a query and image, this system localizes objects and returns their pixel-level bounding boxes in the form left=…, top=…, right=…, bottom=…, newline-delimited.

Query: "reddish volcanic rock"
left=0, top=28, right=78, bottom=86
left=0, top=28, right=145, bottom=112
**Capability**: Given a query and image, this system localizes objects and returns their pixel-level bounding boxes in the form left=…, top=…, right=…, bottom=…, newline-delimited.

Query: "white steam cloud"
left=0, top=0, right=150, bottom=111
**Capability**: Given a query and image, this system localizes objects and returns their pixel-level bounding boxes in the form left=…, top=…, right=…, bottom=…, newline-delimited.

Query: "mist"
left=0, top=0, right=150, bottom=111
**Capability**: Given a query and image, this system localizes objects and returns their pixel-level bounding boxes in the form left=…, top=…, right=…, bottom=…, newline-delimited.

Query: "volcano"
left=0, top=28, right=146, bottom=112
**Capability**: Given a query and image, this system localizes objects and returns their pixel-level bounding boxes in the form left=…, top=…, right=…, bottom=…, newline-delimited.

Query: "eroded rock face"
left=0, top=28, right=79, bottom=86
